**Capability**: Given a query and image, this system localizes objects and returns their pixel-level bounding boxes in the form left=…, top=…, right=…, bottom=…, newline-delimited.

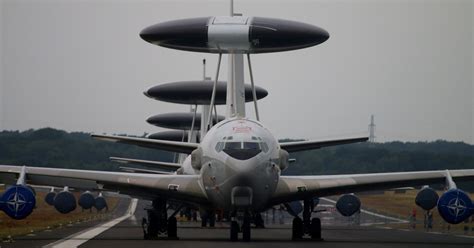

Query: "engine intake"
left=415, top=187, right=439, bottom=211
left=95, top=194, right=108, bottom=211
left=54, top=190, right=77, bottom=214
left=336, top=194, right=361, bottom=217
left=79, top=191, right=95, bottom=210
left=0, top=185, right=36, bottom=220
left=437, top=189, right=473, bottom=224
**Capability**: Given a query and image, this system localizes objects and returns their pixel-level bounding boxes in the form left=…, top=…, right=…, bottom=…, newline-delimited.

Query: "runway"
left=2, top=198, right=473, bottom=248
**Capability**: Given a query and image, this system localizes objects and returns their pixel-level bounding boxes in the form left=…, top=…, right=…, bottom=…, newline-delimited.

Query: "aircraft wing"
left=269, top=169, right=474, bottom=205
left=110, top=157, right=181, bottom=171
left=92, top=134, right=198, bottom=154
left=279, top=136, right=368, bottom=152
left=0, top=165, right=209, bottom=205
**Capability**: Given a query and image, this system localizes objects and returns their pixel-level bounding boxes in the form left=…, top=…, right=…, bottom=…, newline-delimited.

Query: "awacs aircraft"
left=1, top=4, right=474, bottom=243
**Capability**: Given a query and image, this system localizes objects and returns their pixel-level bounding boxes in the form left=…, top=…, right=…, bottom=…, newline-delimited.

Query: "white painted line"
left=320, top=197, right=409, bottom=223
left=360, top=222, right=385, bottom=226
left=43, top=198, right=138, bottom=248
left=455, top=235, right=474, bottom=239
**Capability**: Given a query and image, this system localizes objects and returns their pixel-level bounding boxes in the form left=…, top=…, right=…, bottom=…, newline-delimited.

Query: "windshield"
left=214, top=139, right=268, bottom=160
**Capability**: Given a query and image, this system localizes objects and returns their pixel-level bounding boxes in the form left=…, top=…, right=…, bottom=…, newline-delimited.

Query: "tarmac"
left=2, top=198, right=474, bottom=248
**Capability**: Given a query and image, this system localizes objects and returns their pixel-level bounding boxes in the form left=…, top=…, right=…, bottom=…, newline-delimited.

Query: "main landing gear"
left=142, top=198, right=178, bottom=240
left=292, top=198, right=322, bottom=241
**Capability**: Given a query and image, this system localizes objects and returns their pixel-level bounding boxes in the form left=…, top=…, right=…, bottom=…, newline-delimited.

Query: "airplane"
left=1, top=1, right=474, bottom=243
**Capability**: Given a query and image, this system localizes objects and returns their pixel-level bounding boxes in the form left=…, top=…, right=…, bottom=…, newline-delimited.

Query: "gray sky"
left=0, top=0, right=473, bottom=143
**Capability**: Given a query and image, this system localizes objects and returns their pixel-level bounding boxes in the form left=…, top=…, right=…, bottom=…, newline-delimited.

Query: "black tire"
left=167, top=216, right=178, bottom=239
left=209, top=213, right=216, bottom=227
left=230, top=221, right=239, bottom=241
left=242, top=220, right=251, bottom=242
left=255, top=213, right=265, bottom=228
left=292, top=217, right=303, bottom=241
left=310, top=217, right=321, bottom=240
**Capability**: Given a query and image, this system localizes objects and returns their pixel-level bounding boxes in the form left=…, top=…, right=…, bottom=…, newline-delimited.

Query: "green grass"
left=0, top=190, right=119, bottom=239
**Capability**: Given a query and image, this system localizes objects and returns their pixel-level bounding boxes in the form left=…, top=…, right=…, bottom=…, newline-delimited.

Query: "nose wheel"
left=229, top=210, right=252, bottom=242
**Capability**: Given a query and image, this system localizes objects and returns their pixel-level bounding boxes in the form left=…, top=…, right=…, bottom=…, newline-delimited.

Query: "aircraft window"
left=215, top=142, right=225, bottom=152
left=223, top=141, right=262, bottom=160
left=243, top=142, right=260, bottom=150
left=224, top=142, right=241, bottom=150
left=261, top=142, right=269, bottom=153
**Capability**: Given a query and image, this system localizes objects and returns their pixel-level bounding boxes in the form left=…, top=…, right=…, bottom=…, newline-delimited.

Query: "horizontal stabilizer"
left=279, top=136, right=368, bottom=152
left=110, top=157, right=181, bottom=171
left=92, top=134, right=198, bottom=154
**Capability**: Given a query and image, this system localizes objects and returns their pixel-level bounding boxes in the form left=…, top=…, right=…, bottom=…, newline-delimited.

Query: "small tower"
left=368, top=115, right=376, bottom=142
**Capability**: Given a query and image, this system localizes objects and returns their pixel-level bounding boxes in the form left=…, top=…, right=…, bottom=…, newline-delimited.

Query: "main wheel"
left=167, top=216, right=178, bottom=239
left=255, top=213, right=265, bottom=228
left=242, top=219, right=251, bottom=242
left=292, top=217, right=303, bottom=240
left=310, top=217, right=322, bottom=240
left=230, top=221, right=239, bottom=241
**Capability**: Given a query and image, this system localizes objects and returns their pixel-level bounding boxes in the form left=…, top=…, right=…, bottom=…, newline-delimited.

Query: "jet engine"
left=336, top=194, right=361, bottom=217
left=437, top=188, right=473, bottom=224
left=284, top=201, right=303, bottom=217
left=94, top=194, right=108, bottom=211
left=44, top=188, right=56, bottom=206
left=78, top=191, right=95, bottom=210
left=191, top=148, right=203, bottom=170
left=278, top=149, right=289, bottom=171
left=54, top=189, right=77, bottom=214
left=0, top=185, right=36, bottom=220
left=415, top=186, right=439, bottom=211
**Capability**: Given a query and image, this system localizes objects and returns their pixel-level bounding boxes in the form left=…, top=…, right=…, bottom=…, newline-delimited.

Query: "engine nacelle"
left=284, top=201, right=303, bottom=217
left=94, top=195, right=108, bottom=211
left=278, top=149, right=289, bottom=171
left=78, top=191, right=95, bottom=210
left=336, top=194, right=361, bottom=217
left=191, top=148, right=203, bottom=170
left=0, top=185, right=36, bottom=220
left=44, top=191, right=56, bottom=206
left=54, top=190, right=77, bottom=214
left=437, top=189, right=473, bottom=224
left=415, top=187, right=439, bottom=211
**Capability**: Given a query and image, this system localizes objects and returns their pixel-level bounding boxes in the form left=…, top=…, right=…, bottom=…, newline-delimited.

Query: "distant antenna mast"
left=369, top=115, right=376, bottom=142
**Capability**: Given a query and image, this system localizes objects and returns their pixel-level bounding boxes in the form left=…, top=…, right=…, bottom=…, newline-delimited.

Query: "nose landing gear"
left=229, top=210, right=252, bottom=242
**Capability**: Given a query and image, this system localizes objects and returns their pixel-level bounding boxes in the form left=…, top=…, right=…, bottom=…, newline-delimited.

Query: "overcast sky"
left=0, top=0, right=472, bottom=143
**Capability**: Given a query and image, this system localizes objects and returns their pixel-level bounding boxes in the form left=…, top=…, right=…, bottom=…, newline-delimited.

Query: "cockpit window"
left=243, top=142, right=260, bottom=150
left=215, top=138, right=270, bottom=160
left=224, top=142, right=241, bottom=150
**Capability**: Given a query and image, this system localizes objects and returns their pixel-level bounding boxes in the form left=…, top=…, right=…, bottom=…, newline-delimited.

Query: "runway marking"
left=455, top=235, right=474, bottom=239
left=43, top=198, right=138, bottom=248
left=320, top=197, right=408, bottom=223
